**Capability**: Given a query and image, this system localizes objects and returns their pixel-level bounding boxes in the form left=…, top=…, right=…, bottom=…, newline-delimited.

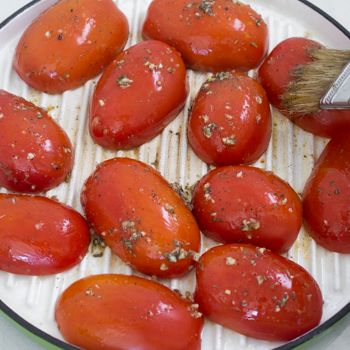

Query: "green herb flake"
left=222, top=136, right=236, bottom=146
left=198, top=0, right=214, bottom=15
left=281, top=294, right=289, bottom=307
left=257, top=276, right=265, bottom=285
left=202, top=122, right=219, bottom=138
left=117, top=74, right=133, bottom=89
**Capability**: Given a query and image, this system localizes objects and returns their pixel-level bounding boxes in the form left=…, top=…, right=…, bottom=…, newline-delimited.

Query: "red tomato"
left=142, top=0, right=268, bottom=72
left=55, top=274, right=204, bottom=350
left=191, top=165, right=302, bottom=253
left=13, top=0, right=129, bottom=94
left=188, top=72, right=271, bottom=167
left=195, top=244, right=323, bottom=342
left=257, top=37, right=350, bottom=138
left=303, top=130, right=350, bottom=253
left=0, top=90, right=73, bottom=193
left=0, top=193, right=90, bottom=275
left=89, top=40, right=188, bottom=150
left=81, top=158, right=201, bottom=278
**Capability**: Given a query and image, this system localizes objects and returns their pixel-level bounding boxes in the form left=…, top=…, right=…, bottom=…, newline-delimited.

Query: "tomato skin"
left=0, top=90, right=73, bottom=193
left=257, top=37, right=350, bottom=138
left=80, top=158, right=201, bottom=278
left=191, top=166, right=302, bottom=253
left=55, top=274, right=204, bottom=350
left=194, top=244, right=323, bottom=342
left=142, top=0, right=268, bottom=72
left=13, top=0, right=129, bottom=94
left=187, top=72, right=271, bottom=167
left=89, top=40, right=188, bottom=150
left=0, top=193, right=90, bottom=275
left=303, top=130, right=350, bottom=253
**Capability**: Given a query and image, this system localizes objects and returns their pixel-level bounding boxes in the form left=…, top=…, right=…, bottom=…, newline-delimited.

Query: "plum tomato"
left=191, top=165, right=302, bottom=253
left=13, top=0, right=129, bottom=94
left=80, top=158, right=201, bottom=278
left=303, top=130, right=350, bottom=253
left=257, top=37, right=350, bottom=138
left=0, top=90, right=74, bottom=193
left=187, top=72, right=272, bottom=167
left=195, top=244, right=323, bottom=342
left=142, top=0, right=268, bottom=72
left=89, top=40, right=189, bottom=150
left=0, top=193, right=90, bottom=275
left=55, top=274, right=204, bottom=350
left=90, top=40, right=189, bottom=150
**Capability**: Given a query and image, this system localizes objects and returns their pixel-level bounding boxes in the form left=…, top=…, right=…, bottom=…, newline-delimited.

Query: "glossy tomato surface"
left=89, top=40, right=188, bottom=150
left=81, top=158, right=201, bottom=278
left=257, top=37, right=350, bottom=138
left=188, top=72, right=271, bottom=167
left=55, top=274, right=204, bottom=350
left=195, top=244, right=323, bottom=342
left=0, top=90, right=73, bottom=193
left=13, top=0, right=129, bottom=93
left=303, top=130, right=350, bottom=253
left=0, top=193, right=90, bottom=275
left=142, top=0, right=268, bottom=72
left=191, top=165, right=302, bottom=253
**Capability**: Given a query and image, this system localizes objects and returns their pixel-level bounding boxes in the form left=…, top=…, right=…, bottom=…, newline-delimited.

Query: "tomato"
left=55, top=274, right=204, bottom=350
left=191, top=165, right=302, bottom=253
left=194, top=244, right=323, bottom=342
left=257, top=37, right=350, bottom=138
left=89, top=40, right=188, bottom=150
left=80, top=158, right=201, bottom=278
left=0, top=193, right=90, bottom=275
left=303, top=130, right=350, bottom=253
left=142, top=0, right=268, bottom=72
left=187, top=72, right=271, bottom=167
left=0, top=90, right=73, bottom=193
left=13, top=0, right=129, bottom=94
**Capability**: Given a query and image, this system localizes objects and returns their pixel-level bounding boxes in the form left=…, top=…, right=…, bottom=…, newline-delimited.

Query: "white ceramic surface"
left=1, top=1, right=350, bottom=349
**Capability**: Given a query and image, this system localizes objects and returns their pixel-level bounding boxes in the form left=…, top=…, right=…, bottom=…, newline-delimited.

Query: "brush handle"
left=320, top=62, right=350, bottom=109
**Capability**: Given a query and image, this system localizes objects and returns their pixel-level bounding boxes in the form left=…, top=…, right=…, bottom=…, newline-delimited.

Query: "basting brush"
left=281, top=47, right=350, bottom=115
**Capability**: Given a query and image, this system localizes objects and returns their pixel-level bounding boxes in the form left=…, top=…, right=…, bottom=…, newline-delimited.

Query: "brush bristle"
left=281, top=48, right=350, bottom=115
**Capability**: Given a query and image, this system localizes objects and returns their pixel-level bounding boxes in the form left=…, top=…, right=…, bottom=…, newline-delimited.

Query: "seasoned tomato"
left=142, top=0, right=268, bottom=72
left=257, top=37, right=350, bottom=138
left=0, top=193, right=90, bottom=275
left=187, top=72, right=271, bottom=167
left=191, top=165, right=302, bottom=253
left=0, top=90, right=73, bottom=193
left=303, top=130, right=350, bottom=253
left=81, top=158, right=201, bottom=278
left=13, top=0, right=129, bottom=93
left=89, top=40, right=188, bottom=150
left=55, top=274, right=204, bottom=350
left=195, top=244, right=323, bottom=342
